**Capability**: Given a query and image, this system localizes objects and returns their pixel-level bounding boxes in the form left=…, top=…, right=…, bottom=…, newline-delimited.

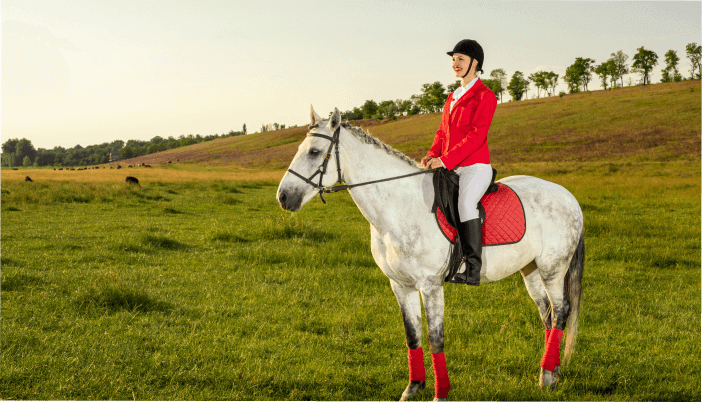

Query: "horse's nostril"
left=278, top=191, right=287, bottom=205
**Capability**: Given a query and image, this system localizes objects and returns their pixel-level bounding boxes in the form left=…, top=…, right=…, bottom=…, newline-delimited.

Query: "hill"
left=116, top=80, right=700, bottom=169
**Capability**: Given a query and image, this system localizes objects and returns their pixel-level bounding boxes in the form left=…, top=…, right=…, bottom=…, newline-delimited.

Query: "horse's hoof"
left=539, top=366, right=561, bottom=389
left=400, top=380, right=425, bottom=401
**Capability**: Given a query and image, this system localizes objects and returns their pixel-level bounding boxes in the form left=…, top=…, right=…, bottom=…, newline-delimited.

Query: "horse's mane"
left=340, top=122, right=423, bottom=169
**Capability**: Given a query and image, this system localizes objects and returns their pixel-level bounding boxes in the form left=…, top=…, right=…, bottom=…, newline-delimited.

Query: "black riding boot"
left=451, top=218, right=483, bottom=285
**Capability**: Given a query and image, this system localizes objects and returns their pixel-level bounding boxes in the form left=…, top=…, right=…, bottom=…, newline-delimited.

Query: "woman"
left=421, top=39, right=497, bottom=285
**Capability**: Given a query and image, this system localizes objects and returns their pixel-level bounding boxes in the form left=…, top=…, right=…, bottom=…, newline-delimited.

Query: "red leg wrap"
left=544, top=329, right=552, bottom=349
left=432, top=352, right=451, bottom=399
left=540, top=328, right=563, bottom=372
left=408, top=348, right=425, bottom=382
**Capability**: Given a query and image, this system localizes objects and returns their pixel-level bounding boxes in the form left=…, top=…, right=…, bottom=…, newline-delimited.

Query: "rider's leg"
left=451, top=164, right=492, bottom=285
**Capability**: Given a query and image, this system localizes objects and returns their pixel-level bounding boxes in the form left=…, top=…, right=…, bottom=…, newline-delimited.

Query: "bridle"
left=286, top=124, right=343, bottom=204
left=286, top=123, right=438, bottom=204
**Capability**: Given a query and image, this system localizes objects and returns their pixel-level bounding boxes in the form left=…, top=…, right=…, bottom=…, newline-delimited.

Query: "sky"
left=2, top=0, right=700, bottom=150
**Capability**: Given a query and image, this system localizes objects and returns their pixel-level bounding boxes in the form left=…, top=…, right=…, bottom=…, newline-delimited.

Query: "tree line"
left=341, top=42, right=701, bottom=119
left=1, top=125, right=247, bottom=168
left=510, top=43, right=701, bottom=101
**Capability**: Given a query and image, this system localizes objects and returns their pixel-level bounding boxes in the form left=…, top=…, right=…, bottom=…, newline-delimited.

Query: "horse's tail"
left=563, top=231, right=584, bottom=366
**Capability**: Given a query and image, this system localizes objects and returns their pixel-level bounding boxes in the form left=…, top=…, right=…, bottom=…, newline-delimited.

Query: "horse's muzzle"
left=277, top=189, right=302, bottom=212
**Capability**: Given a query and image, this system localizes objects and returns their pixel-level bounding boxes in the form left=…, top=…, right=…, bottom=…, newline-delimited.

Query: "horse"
left=276, top=106, right=584, bottom=401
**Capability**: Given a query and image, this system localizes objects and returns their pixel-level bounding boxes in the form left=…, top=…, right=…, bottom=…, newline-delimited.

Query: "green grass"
left=1, top=161, right=699, bottom=400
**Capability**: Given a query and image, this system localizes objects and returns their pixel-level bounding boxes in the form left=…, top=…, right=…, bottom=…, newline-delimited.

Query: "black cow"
left=25, top=176, right=33, bottom=182
left=125, top=176, right=139, bottom=185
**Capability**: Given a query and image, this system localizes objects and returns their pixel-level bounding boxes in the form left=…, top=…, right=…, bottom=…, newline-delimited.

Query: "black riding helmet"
left=447, top=39, right=484, bottom=77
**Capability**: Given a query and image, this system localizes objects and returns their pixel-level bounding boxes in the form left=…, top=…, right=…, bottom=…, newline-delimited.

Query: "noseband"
left=286, top=124, right=437, bottom=204
left=286, top=124, right=342, bottom=204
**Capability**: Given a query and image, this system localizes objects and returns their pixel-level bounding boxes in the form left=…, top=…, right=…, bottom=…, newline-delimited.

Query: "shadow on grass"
left=221, top=196, right=241, bottom=206
left=1, top=257, right=19, bottom=266
left=75, top=285, right=173, bottom=314
left=211, top=181, right=243, bottom=193
left=260, top=216, right=337, bottom=243
left=113, top=233, right=189, bottom=253
left=163, top=207, right=185, bottom=214
left=140, top=234, right=189, bottom=250
left=1, top=273, right=45, bottom=291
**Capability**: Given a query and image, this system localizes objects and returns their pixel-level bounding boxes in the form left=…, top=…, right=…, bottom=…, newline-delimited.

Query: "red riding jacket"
left=426, top=78, right=497, bottom=171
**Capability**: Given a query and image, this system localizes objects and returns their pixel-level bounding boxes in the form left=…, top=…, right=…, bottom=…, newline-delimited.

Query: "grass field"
left=1, top=164, right=285, bottom=183
left=1, top=159, right=699, bottom=400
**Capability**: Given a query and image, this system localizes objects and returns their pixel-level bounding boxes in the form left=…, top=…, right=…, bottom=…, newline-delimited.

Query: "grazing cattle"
left=176, top=159, right=179, bottom=162
left=128, top=165, right=133, bottom=168
left=59, top=168, right=63, bottom=171
left=125, top=176, right=139, bottom=185
left=143, top=164, right=152, bottom=168
left=167, top=160, right=172, bottom=164
left=117, top=165, right=122, bottom=169
left=25, top=176, right=33, bottom=182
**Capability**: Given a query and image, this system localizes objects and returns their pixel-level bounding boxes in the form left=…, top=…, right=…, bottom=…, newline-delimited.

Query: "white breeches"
left=455, top=163, right=493, bottom=222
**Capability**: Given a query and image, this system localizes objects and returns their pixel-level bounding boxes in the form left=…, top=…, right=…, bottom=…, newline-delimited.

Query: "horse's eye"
left=309, top=148, right=321, bottom=156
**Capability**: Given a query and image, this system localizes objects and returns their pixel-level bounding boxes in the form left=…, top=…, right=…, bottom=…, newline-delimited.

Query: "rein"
left=287, top=124, right=436, bottom=203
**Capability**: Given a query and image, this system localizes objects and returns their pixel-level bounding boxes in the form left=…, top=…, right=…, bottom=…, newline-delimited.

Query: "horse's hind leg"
left=520, top=265, right=561, bottom=388
left=390, top=281, right=427, bottom=401
left=533, top=257, right=572, bottom=389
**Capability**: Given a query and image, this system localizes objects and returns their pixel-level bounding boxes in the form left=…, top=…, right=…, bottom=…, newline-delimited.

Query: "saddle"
left=431, top=168, right=526, bottom=282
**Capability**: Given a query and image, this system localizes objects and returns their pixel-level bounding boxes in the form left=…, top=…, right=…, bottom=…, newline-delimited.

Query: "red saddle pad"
left=436, top=183, right=526, bottom=246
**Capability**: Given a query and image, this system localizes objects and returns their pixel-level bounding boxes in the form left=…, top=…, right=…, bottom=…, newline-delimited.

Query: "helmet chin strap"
left=462, top=56, right=474, bottom=79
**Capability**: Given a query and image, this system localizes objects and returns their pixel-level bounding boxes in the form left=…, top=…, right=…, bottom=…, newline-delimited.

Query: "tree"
left=661, top=50, right=683, bottom=83
left=564, top=57, right=595, bottom=92
left=242, top=123, right=247, bottom=135
left=395, top=100, right=413, bottom=116
left=545, top=71, right=559, bottom=96
left=377, top=100, right=398, bottom=119
left=413, top=82, right=446, bottom=114
left=610, top=50, right=629, bottom=88
left=578, top=57, right=595, bottom=91
left=563, top=64, right=581, bottom=94
left=490, top=69, right=507, bottom=103
left=631, top=46, right=658, bottom=85
left=528, top=71, right=549, bottom=98
left=594, top=60, right=616, bottom=90
left=23, top=155, right=32, bottom=167
left=2, top=138, right=19, bottom=167
left=342, top=107, right=363, bottom=121
left=15, top=138, right=37, bottom=167
left=507, top=71, right=526, bottom=101
left=361, top=100, right=379, bottom=119
left=685, top=42, right=701, bottom=79
left=522, top=76, right=531, bottom=100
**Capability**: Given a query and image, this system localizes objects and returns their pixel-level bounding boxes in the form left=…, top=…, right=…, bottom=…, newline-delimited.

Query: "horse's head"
left=277, top=106, right=343, bottom=212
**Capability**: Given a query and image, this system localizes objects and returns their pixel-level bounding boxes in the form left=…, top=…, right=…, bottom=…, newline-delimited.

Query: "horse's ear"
left=329, top=107, right=341, bottom=130
left=310, top=105, right=323, bottom=126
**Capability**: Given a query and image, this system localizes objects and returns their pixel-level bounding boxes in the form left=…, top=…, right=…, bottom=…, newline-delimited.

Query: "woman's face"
left=452, top=53, right=474, bottom=78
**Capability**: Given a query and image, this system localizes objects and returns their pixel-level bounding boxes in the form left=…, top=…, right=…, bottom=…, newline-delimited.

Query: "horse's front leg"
left=390, top=281, right=426, bottom=401
left=420, top=282, right=451, bottom=401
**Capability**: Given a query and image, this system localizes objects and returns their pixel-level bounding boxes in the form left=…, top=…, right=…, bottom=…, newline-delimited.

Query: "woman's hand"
left=427, top=158, right=444, bottom=169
